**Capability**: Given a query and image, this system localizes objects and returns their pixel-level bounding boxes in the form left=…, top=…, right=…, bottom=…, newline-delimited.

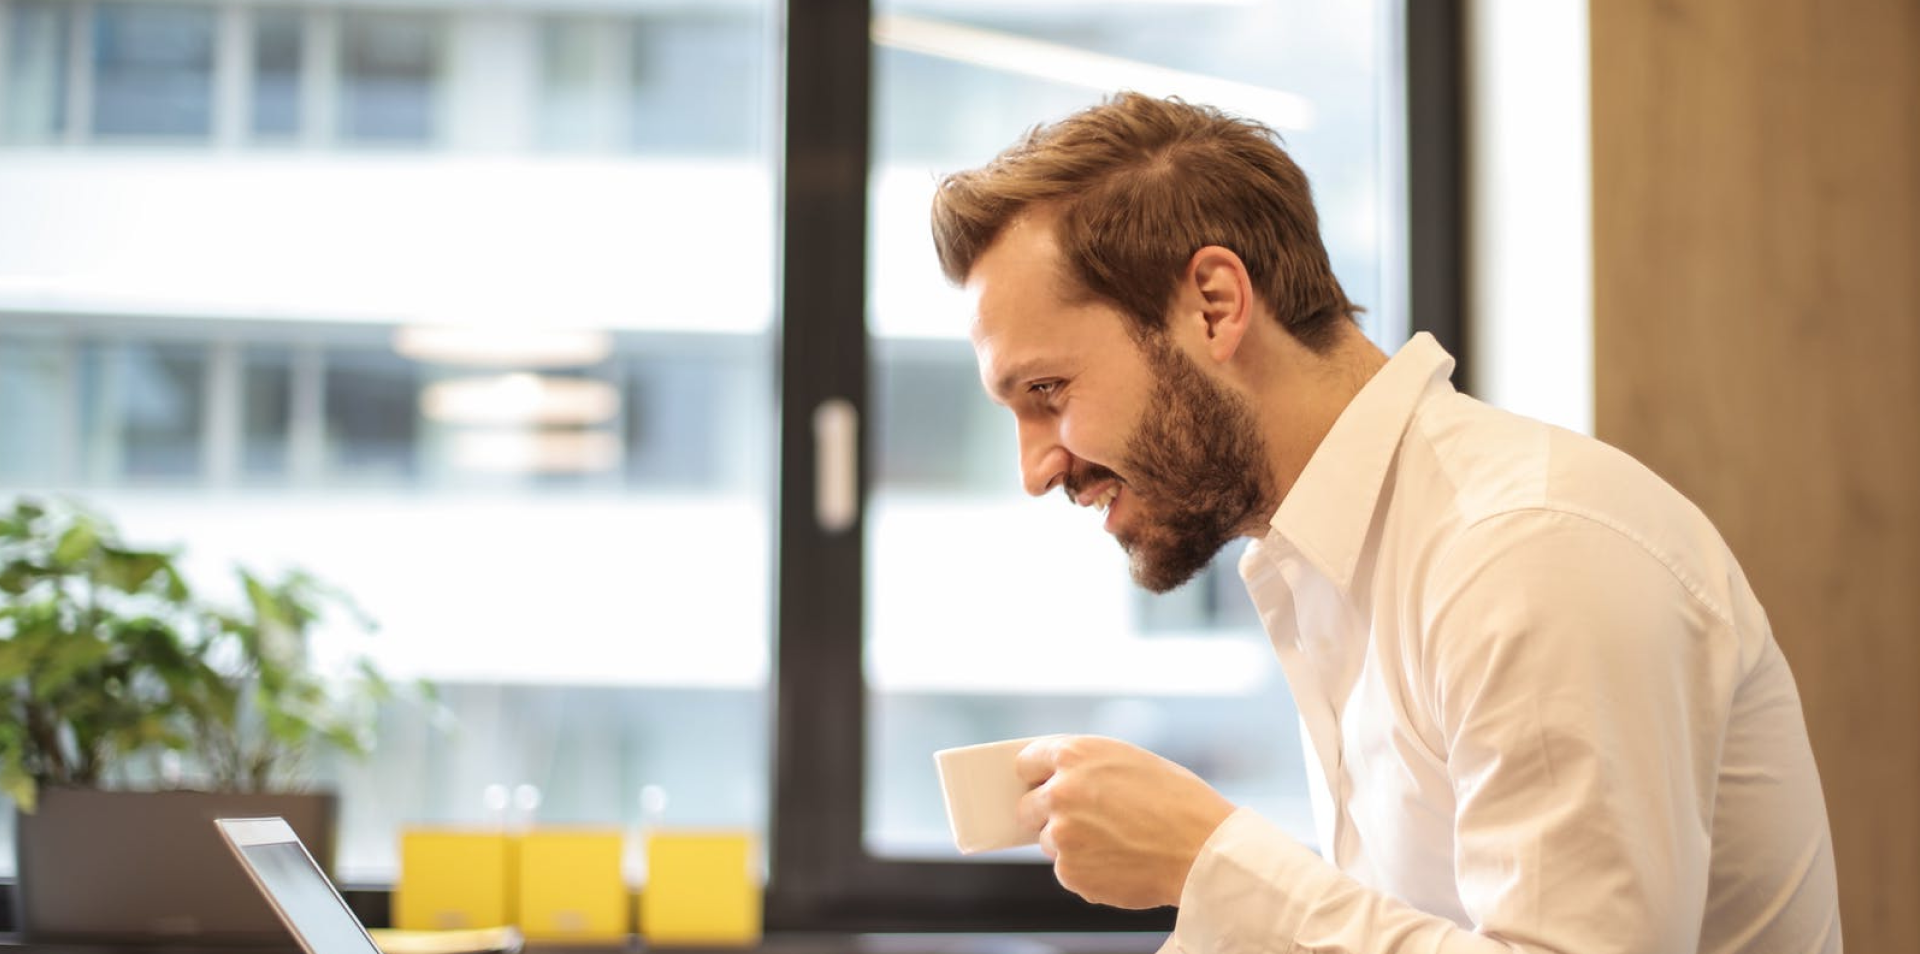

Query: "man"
left=931, top=93, right=1841, bottom=953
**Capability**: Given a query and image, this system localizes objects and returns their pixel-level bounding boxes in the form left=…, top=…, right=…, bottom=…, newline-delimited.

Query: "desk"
left=0, top=932, right=1168, bottom=954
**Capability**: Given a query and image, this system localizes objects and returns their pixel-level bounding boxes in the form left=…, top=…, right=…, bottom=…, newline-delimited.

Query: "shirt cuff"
left=1163, top=806, right=1337, bottom=954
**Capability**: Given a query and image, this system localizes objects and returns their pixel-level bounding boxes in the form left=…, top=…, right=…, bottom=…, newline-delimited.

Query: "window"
left=249, top=8, right=304, bottom=139
left=627, top=13, right=765, bottom=155
left=0, top=320, right=780, bottom=881
left=89, top=2, right=216, bottom=140
left=74, top=339, right=206, bottom=482
left=3, top=1, right=73, bottom=144
left=536, top=17, right=619, bottom=152
left=768, top=0, right=1461, bottom=931
left=241, top=344, right=295, bottom=480
left=337, top=11, right=442, bottom=144
left=322, top=346, right=419, bottom=483
left=534, top=11, right=769, bottom=156
left=0, top=0, right=784, bottom=886
left=0, top=0, right=1460, bottom=934
left=0, top=333, right=65, bottom=482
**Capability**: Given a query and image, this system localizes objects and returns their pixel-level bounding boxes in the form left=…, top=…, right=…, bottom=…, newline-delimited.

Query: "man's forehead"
left=965, top=216, right=1068, bottom=325
left=960, top=209, right=1082, bottom=395
left=963, top=278, right=992, bottom=344
left=964, top=284, right=1031, bottom=387
left=967, top=310, right=1011, bottom=402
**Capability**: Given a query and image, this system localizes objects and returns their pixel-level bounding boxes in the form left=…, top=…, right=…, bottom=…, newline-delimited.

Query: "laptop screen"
left=218, top=818, right=383, bottom=954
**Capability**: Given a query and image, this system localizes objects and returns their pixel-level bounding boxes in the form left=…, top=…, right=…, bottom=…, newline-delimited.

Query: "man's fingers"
left=1014, top=734, right=1066, bottom=784
left=1036, top=818, right=1060, bottom=861
left=1016, top=782, right=1051, bottom=834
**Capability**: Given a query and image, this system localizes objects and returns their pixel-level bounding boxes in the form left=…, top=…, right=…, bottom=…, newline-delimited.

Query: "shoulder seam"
left=1442, top=505, right=1738, bottom=632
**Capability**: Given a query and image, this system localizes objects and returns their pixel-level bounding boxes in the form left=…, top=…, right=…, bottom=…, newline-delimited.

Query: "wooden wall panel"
left=1590, top=1, right=1920, bottom=948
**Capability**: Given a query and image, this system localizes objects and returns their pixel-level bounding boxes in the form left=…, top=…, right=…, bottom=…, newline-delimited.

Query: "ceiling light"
left=421, top=373, right=620, bottom=426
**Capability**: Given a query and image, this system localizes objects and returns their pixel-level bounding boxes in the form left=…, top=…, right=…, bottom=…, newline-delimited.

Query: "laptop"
left=215, top=817, right=519, bottom=954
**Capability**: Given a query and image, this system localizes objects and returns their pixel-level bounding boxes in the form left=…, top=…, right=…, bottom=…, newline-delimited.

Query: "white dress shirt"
left=1160, top=334, right=1841, bottom=953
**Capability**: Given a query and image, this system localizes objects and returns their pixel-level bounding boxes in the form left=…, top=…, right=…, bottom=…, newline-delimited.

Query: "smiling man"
left=931, top=93, right=1841, bottom=953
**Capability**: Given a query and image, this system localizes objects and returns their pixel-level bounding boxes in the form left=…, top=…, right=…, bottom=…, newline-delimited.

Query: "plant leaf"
left=51, top=520, right=101, bottom=568
left=98, top=547, right=174, bottom=594
left=0, top=560, right=38, bottom=595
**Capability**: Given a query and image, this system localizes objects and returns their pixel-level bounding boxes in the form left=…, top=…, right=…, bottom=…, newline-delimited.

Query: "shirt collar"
left=1250, top=331, right=1457, bottom=590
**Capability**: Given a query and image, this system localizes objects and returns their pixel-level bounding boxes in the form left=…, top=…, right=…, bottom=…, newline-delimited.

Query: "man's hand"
left=1014, top=735, right=1237, bottom=909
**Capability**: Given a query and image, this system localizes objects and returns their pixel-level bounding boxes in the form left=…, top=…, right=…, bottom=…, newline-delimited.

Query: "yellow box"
left=395, top=829, right=516, bottom=931
left=516, top=828, right=629, bottom=943
left=639, top=830, right=762, bottom=947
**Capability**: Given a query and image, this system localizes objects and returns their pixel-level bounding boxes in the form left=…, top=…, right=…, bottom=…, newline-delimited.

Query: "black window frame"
left=768, top=0, right=1464, bottom=933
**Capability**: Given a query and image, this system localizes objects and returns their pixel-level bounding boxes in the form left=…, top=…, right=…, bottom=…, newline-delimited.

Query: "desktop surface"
left=0, top=932, right=1167, bottom=954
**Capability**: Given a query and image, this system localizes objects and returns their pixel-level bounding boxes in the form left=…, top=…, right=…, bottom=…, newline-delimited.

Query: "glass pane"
left=628, top=13, right=764, bottom=155
left=77, top=340, right=205, bottom=482
left=338, top=11, right=441, bottom=144
left=251, top=8, right=305, bottom=138
left=323, top=346, right=418, bottom=483
left=242, top=345, right=293, bottom=479
left=332, top=684, right=768, bottom=876
left=537, top=17, right=617, bottom=151
left=863, top=0, right=1401, bottom=858
left=0, top=0, right=786, bottom=883
left=3, top=0, right=72, bottom=144
left=536, top=8, right=766, bottom=157
left=0, top=334, right=66, bottom=482
left=625, top=345, right=770, bottom=491
left=90, top=2, right=216, bottom=139
left=0, top=0, right=782, bottom=881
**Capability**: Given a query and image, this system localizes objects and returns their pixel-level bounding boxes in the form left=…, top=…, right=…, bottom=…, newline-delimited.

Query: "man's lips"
left=1066, top=479, right=1126, bottom=535
left=1064, top=466, right=1129, bottom=532
left=1099, top=484, right=1124, bottom=534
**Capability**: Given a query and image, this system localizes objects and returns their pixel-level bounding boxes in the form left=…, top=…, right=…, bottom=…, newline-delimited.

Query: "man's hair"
left=931, top=92, right=1360, bottom=351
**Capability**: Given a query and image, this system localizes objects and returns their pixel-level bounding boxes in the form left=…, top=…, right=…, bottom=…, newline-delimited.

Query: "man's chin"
left=1121, top=536, right=1223, bottom=595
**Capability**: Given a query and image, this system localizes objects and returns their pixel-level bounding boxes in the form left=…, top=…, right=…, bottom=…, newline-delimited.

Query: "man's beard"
left=1067, top=337, right=1275, bottom=594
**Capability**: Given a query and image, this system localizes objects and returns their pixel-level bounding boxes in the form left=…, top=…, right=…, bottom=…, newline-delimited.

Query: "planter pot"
left=15, top=786, right=338, bottom=944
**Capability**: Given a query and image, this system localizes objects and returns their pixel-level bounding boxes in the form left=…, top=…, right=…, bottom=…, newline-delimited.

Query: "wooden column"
left=1590, top=1, right=1920, bottom=948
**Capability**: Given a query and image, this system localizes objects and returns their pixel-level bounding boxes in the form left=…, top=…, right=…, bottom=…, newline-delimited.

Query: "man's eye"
left=1028, top=381, right=1059, bottom=397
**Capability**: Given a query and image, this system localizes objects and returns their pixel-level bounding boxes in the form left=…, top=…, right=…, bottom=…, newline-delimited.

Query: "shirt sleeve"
left=1161, top=509, right=1740, bottom=954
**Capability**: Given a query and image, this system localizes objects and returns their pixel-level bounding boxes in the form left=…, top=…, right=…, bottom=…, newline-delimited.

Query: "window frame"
left=767, top=0, right=1465, bottom=933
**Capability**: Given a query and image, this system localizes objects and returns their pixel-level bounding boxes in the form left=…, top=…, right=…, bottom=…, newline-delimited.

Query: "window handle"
left=812, top=398, right=858, bottom=533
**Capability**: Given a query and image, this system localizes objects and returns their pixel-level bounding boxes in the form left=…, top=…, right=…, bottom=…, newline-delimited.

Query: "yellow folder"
left=639, top=830, right=762, bottom=947
left=515, top=828, right=629, bottom=943
left=395, top=830, right=517, bottom=932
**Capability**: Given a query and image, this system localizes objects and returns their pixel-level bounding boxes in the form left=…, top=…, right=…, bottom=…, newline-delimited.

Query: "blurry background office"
left=2, top=0, right=1915, bottom=948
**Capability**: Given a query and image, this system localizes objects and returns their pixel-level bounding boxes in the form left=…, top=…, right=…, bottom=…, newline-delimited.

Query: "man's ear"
left=1187, top=245, right=1255, bottom=364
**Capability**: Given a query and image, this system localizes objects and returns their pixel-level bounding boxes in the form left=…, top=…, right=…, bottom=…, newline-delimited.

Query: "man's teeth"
left=1092, top=486, right=1119, bottom=512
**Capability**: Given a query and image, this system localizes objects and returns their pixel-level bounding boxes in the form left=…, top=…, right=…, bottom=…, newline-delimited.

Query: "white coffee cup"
left=933, top=736, right=1045, bottom=854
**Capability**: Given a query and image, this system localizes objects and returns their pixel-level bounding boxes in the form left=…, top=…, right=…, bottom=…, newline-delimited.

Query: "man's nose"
left=1018, top=418, right=1069, bottom=497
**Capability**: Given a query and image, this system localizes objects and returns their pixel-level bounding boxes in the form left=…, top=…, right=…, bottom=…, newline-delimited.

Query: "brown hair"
left=931, top=92, right=1360, bottom=351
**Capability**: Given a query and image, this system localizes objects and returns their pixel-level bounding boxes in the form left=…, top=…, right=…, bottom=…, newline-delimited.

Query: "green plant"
left=0, top=496, right=403, bottom=811
left=192, top=567, right=395, bottom=792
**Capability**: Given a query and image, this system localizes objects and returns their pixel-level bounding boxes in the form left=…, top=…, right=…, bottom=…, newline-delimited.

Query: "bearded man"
left=933, top=92, right=1841, bottom=954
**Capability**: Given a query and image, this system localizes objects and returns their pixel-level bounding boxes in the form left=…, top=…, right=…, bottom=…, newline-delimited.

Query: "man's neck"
left=1247, top=324, right=1390, bottom=535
